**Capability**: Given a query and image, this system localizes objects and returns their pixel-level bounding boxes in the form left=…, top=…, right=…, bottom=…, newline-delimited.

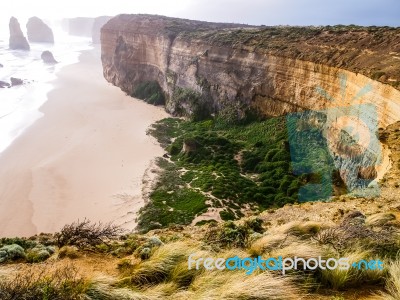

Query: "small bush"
left=0, top=244, right=25, bottom=263
left=25, top=245, right=53, bottom=263
left=55, top=219, right=124, bottom=249
left=58, top=246, right=80, bottom=259
left=205, top=221, right=251, bottom=248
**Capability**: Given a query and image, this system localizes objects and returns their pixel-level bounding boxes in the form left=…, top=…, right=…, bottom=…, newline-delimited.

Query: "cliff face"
left=101, top=15, right=400, bottom=124
left=101, top=14, right=400, bottom=190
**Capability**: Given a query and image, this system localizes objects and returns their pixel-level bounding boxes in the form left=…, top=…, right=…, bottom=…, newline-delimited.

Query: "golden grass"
left=269, top=241, right=326, bottom=261
left=188, top=270, right=302, bottom=299
left=248, top=233, right=288, bottom=256
left=366, top=213, right=396, bottom=227
left=372, top=259, right=400, bottom=300
left=124, top=241, right=198, bottom=286
left=320, top=250, right=385, bottom=290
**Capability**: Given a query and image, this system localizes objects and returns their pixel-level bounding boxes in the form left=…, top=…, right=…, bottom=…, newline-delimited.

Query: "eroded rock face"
left=101, top=15, right=400, bottom=189
left=41, top=51, right=57, bottom=64
left=9, top=17, right=30, bottom=50
left=26, top=17, right=54, bottom=43
left=101, top=15, right=400, bottom=124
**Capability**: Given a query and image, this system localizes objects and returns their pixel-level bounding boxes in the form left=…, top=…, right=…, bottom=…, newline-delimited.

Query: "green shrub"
left=0, top=244, right=25, bottom=262
left=25, top=244, right=54, bottom=263
left=132, top=81, right=165, bottom=105
left=58, top=246, right=80, bottom=259
left=205, top=221, right=251, bottom=248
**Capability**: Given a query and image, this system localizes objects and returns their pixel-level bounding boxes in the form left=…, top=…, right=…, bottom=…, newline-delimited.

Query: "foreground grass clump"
left=0, top=264, right=88, bottom=300
left=1, top=210, right=400, bottom=299
left=139, top=116, right=306, bottom=231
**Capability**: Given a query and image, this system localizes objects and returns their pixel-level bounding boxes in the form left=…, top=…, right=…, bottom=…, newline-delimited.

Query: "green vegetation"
left=170, top=87, right=209, bottom=121
left=138, top=158, right=209, bottom=231
left=139, top=116, right=309, bottom=232
left=132, top=81, right=165, bottom=105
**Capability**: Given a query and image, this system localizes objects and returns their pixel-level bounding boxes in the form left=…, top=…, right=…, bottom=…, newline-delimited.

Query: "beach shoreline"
left=0, top=47, right=168, bottom=237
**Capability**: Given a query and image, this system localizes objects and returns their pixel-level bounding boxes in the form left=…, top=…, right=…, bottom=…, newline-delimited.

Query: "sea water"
left=0, top=18, right=92, bottom=154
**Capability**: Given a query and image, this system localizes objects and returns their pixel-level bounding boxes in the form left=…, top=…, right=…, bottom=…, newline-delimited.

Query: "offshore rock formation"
left=26, top=17, right=54, bottom=43
left=10, top=77, right=23, bottom=86
left=41, top=51, right=57, bottom=64
left=9, top=17, right=30, bottom=50
left=92, top=16, right=112, bottom=44
left=101, top=14, right=400, bottom=190
left=0, top=81, right=10, bottom=88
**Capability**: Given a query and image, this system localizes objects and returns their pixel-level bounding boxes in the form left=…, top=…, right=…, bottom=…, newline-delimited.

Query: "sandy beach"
left=0, top=48, right=168, bottom=237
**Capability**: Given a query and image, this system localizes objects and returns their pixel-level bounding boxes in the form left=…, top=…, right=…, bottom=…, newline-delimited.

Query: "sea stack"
left=9, top=17, right=30, bottom=50
left=26, top=17, right=54, bottom=43
left=41, top=51, right=58, bottom=64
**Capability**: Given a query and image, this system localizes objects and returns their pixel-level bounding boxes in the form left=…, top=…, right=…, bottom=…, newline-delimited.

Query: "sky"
left=1, top=0, right=399, bottom=27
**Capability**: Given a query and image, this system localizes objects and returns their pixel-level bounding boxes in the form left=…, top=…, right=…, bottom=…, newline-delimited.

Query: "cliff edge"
left=101, top=14, right=400, bottom=123
left=101, top=14, right=400, bottom=189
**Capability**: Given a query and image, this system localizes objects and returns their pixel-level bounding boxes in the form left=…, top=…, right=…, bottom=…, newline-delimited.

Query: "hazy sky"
left=2, top=0, right=399, bottom=26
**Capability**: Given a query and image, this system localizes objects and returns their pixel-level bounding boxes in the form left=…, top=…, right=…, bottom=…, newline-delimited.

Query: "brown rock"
left=0, top=81, right=10, bottom=88
left=9, top=17, right=30, bottom=50
left=41, top=51, right=57, bottom=64
left=26, top=17, right=54, bottom=43
left=10, top=77, right=23, bottom=86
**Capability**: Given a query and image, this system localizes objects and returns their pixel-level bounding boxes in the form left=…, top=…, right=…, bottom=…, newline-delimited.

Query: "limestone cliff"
left=9, top=17, right=30, bottom=50
left=101, top=15, right=400, bottom=123
left=101, top=14, right=400, bottom=189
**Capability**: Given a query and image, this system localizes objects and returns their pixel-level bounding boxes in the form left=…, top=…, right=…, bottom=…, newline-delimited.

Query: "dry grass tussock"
left=1, top=203, right=400, bottom=299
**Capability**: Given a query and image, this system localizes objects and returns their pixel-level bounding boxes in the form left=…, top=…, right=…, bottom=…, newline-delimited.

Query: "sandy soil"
left=0, top=48, right=168, bottom=237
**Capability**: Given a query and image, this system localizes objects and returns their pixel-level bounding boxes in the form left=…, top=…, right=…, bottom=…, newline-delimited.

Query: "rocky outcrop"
left=10, top=77, right=23, bottom=86
left=0, top=81, right=10, bottom=88
left=26, top=17, right=54, bottom=43
left=92, top=16, right=112, bottom=44
left=41, top=51, right=57, bottom=64
left=9, top=17, right=30, bottom=50
left=101, top=14, right=400, bottom=190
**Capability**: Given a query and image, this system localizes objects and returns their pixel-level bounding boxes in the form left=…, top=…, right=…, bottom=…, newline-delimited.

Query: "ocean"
left=0, top=19, right=92, bottom=154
